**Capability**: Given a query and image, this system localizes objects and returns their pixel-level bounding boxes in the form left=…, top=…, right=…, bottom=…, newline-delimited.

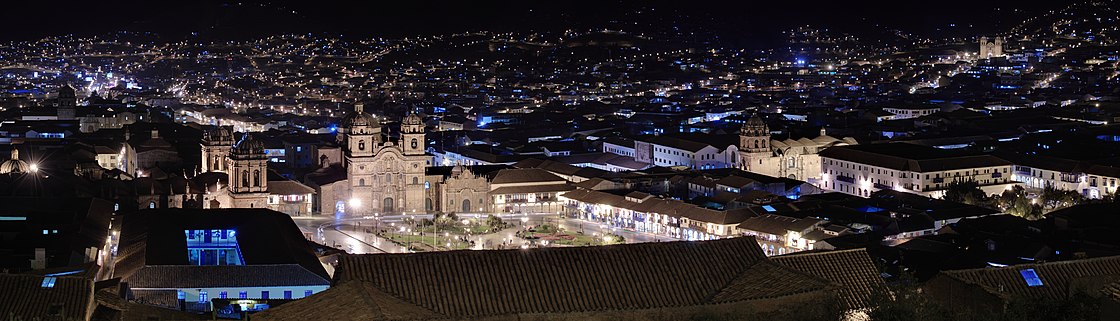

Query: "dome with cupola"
left=341, top=103, right=379, bottom=129
left=232, top=133, right=265, bottom=156
left=402, top=111, right=423, bottom=126
left=0, top=149, right=30, bottom=174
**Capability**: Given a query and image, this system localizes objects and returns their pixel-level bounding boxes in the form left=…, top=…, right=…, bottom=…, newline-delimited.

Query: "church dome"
left=203, top=126, right=233, bottom=143
left=745, top=114, right=766, bottom=127
left=0, top=150, right=30, bottom=174
left=402, top=111, right=423, bottom=126
left=341, top=103, right=379, bottom=129
left=57, top=85, right=76, bottom=99
left=232, top=133, right=265, bottom=155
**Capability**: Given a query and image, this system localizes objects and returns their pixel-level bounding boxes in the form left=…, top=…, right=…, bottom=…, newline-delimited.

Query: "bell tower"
left=226, top=133, right=268, bottom=208
left=401, top=110, right=425, bottom=156
left=739, top=114, right=771, bottom=171
left=201, top=126, right=234, bottom=173
left=342, top=103, right=379, bottom=159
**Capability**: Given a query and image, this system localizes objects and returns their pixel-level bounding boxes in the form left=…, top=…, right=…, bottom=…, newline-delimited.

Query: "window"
left=296, top=146, right=302, bottom=152
left=284, top=290, right=293, bottom=299
left=412, top=177, right=418, bottom=185
left=41, top=277, right=57, bottom=288
left=253, top=170, right=261, bottom=187
left=261, top=291, right=269, bottom=299
left=1020, top=268, right=1044, bottom=287
left=358, top=140, right=365, bottom=150
left=185, top=229, right=244, bottom=266
left=304, top=290, right=313, bottom=297
left=242, top=170, right=250, bottom=187
left=220, top=291, right=227, bottom=299
left=239, top=291, right=248, bottom=299
left=411, top=138, right=418, bottom=149
left=199, top=291, right=208, bottom=303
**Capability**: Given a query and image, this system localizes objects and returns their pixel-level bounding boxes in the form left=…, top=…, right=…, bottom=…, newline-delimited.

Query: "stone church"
left=739, top=114, right=857, bottom=182
left=303, top=104, right=432, bottom=215
left=198, top=128, right=271, bottom=209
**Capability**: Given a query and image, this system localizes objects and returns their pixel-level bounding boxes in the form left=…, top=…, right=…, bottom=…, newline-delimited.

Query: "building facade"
left=739, top=114, right=857, bottom=181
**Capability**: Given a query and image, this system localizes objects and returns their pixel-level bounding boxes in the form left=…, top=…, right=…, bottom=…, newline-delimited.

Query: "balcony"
left=836, top=175, right=855, bottom=183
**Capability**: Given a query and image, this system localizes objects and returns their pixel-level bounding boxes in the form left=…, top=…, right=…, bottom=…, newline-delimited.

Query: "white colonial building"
left=819, top=143, right=1016, bottom=198
left=739, top=114, right=857, bottom=181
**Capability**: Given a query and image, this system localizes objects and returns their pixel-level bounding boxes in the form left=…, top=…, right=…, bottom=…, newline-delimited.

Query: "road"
left=292, top=212, right=680, bottom=254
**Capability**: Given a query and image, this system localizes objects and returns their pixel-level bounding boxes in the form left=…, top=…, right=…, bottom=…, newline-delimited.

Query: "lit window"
left=41, top=277, right=57, bottom=288
left=185, top=229, right=244, bottom=266
left=304, top=290, right=313, bottom=297
left=261, top=291, right=269, bottom=299
left=239, top=291, right=247, bottom=299
left=1020, top=268, right=1044, bottom=287
left=199, top=291, right=208, bottom=303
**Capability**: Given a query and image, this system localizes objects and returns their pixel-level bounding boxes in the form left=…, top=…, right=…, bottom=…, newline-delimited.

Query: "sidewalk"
left=332, top=224, right=409, bottom=254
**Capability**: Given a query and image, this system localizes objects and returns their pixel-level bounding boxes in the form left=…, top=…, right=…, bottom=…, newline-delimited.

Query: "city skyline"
left=1, top=1, right=1120, bottom=320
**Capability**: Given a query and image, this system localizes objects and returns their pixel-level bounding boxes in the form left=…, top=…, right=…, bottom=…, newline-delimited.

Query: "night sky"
left=2, top=0, right=1065, bottom=44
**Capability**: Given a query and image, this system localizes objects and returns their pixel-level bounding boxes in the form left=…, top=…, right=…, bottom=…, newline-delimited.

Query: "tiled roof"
left=489, top=168, right=567, bottom=185
left=938, top=255, right=1120, bottom=300
left=0, top=274, right=94, bottom=321
left=113, top=209, right=330, bottom=285
left=488, top=184, right=573, bottom=195
left=772, top=249, right=884, bottom=309
left=738, top=214, right=823, bottom=236
left=334, top=237, right=824, bottom=318
left=250, top=281, right=442, bottom=321
left=268, top=180, right=316, bottom=195
left=124, top=264, right=330, bottom=289
left=819, top=143, right=1011, bottom=172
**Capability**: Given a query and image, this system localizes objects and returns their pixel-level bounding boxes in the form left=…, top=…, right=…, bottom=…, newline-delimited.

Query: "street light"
left=29, top=163, right=38, bottom=173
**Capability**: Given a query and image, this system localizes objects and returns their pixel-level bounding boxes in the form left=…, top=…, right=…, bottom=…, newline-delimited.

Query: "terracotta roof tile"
left=772, top=249, right=884, bottom=309
left=333, top=237, right=824, bottom=318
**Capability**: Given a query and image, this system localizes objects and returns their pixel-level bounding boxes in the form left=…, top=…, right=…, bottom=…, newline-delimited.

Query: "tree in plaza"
left=434, top=212, right=459, bottom=229
left=484, top=214, right=505, bottom=230
left=943, top=180, right=991, bottom=207
left=996, top=185, right=1043, bottom=220
left=1039, top=183, right=1083, bottom=211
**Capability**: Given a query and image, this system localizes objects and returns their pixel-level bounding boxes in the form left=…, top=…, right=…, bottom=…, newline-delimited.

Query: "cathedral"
left=304, top=104, right=432, bottom=216
left=739, top=114, right=857, bottom=182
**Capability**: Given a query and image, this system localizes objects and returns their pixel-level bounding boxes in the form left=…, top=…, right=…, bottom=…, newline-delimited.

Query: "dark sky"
left=0, top=0, right=1071, bottom=43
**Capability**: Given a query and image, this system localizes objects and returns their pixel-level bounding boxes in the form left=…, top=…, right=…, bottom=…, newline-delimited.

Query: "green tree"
left=485, top=214, right=505, bottom=230
left=943, top=180, right=990, bottom=207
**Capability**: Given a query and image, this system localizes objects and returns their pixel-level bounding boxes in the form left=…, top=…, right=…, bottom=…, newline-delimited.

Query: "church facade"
left=340, top=104, right=431, bottom=215
left=302, top=104, right=433, bottom=216
left=738, top=115, right=857, bottom=182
